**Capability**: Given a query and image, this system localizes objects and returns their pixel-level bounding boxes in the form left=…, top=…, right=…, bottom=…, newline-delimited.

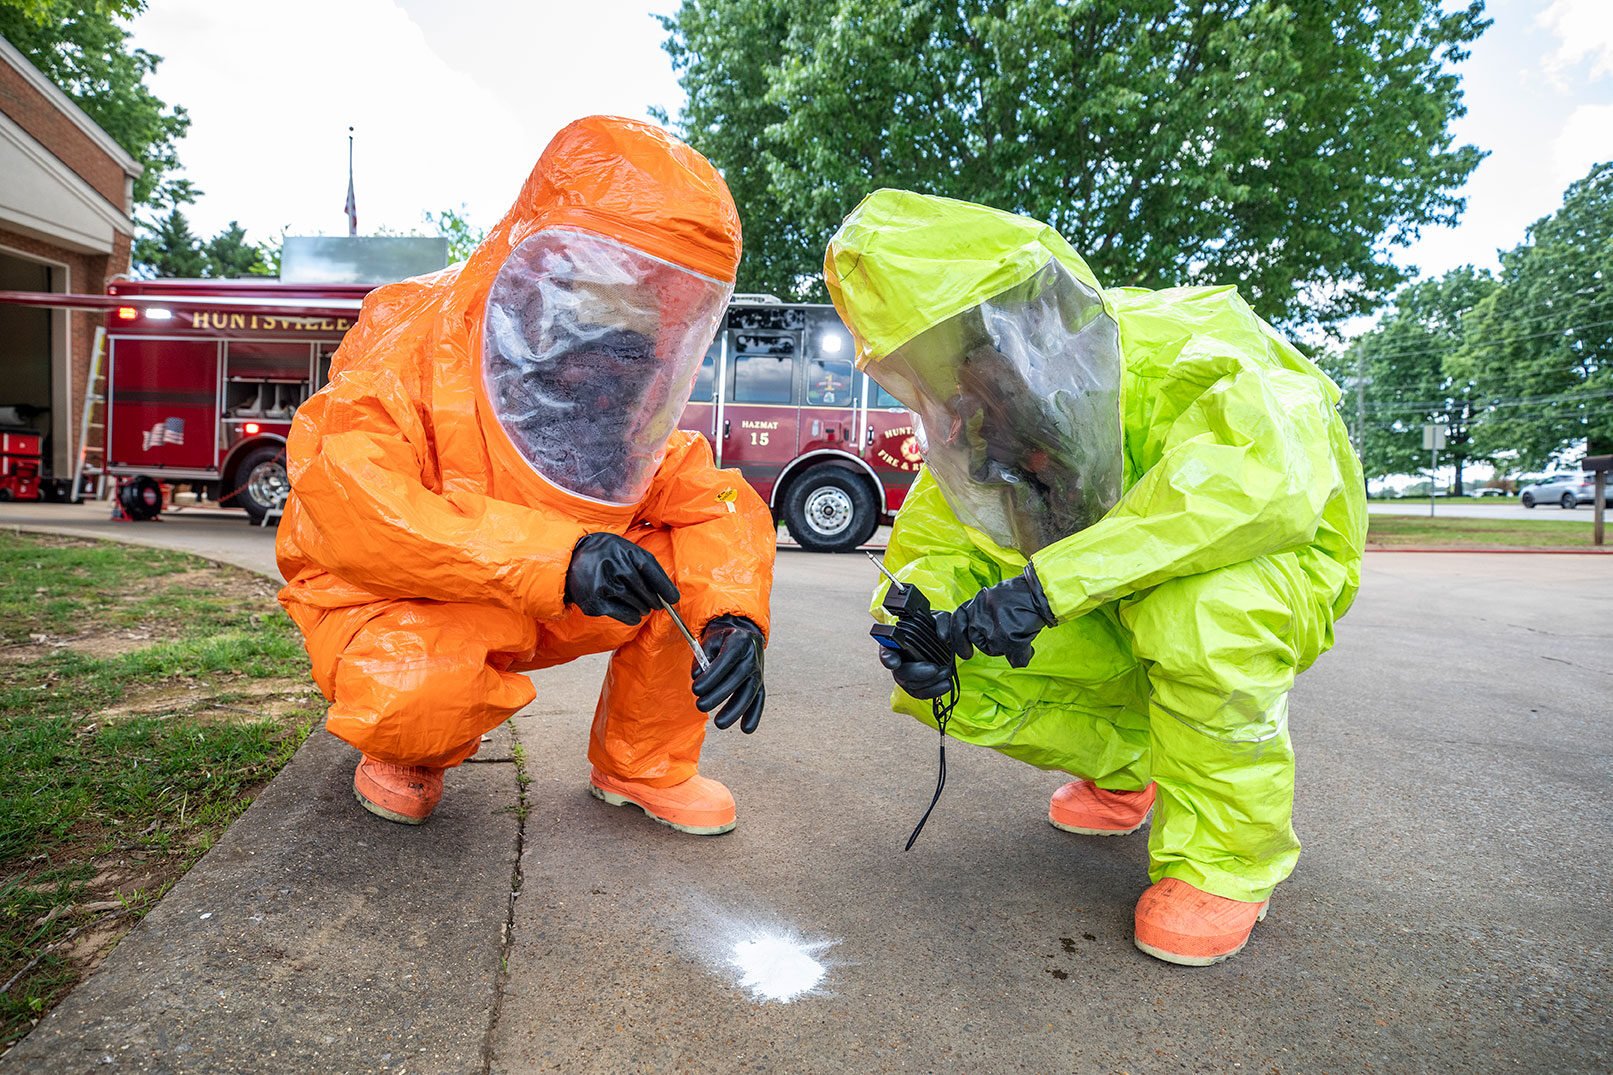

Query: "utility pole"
left=1354, top=347, right=1366, bottom=457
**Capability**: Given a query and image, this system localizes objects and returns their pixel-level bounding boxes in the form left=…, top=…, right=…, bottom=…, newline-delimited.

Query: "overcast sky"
left=129, top=0, right=1611, bottom=288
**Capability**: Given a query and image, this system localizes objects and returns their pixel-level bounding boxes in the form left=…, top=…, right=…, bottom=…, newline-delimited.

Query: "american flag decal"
left=142, top=417, right=185, bottom=450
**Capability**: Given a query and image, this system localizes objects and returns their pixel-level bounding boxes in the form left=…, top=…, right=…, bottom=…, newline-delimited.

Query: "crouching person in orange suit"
left=275, top=116, right=774, bottom=833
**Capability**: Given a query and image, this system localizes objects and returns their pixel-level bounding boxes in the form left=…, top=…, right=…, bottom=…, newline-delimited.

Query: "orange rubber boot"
left=1049, top=781, right=1156, bottom=835
left=1133, top=878, right=1269, bottom=966
left=588, top=769, right=736, bottom=835
left=354, top=756, right=445, bottom=825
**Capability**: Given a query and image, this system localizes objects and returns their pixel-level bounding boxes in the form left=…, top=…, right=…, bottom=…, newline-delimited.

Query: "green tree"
left=132, top=209, right=207, bottom=277
left=653, top=1, right=802, bottom=299
left=1333, top=268, right=1497, bottom=491
left=203, top=221, right=273, bottom=278
left=658, top=0, right=1488, bottom=329
left=133, top=213, right=273, bottom=278
left=424, top=207, right=486, bottom=263
left=0, top=0, right=193, bottom=209
left=1460, top=162, right=1613, bottom=471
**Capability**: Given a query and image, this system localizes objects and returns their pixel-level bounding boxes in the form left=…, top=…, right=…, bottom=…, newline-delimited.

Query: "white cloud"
left=1538, top=0, right=1613, bottom=83
left=1553, top=103, right=1613, bottom=191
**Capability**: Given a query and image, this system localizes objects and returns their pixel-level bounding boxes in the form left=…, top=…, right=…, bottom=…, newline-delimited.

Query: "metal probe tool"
left=659, top=595, right=711, bottom=673
left=867, top=551, right=901, bottom=588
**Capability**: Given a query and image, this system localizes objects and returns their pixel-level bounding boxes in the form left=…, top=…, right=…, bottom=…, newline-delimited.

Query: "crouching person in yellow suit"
left=826, top=190, right=1366, bottom=965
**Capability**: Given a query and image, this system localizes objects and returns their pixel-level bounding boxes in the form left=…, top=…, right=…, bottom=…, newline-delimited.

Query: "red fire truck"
left=4, top=283, right=920, bottom=551
left=685, top=297, right=920, bottom=551
left=91, top=279, right=367, bottom=523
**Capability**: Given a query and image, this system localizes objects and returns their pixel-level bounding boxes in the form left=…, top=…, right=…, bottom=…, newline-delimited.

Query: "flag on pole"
left=344, top=127, right=358, bottom=236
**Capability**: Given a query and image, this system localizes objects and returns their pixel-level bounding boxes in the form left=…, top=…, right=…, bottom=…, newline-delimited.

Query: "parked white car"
left=1520, top=473, right=1599, bottom=509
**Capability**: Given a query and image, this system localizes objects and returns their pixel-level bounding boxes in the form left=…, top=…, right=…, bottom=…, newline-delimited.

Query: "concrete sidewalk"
left=3, top=501, right=1609, bottom=1072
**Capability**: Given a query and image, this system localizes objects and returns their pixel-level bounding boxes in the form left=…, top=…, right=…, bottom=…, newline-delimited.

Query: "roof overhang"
left=0, top=111, right=136, bottom=255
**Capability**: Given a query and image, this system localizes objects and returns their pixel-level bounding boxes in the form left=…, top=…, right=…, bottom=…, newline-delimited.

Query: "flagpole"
left=346, top=126, right=357, bottom=237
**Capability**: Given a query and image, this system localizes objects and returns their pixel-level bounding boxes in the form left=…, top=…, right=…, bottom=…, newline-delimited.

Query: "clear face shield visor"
left=867, top=259, right=1124, bottom=553
left=482, top=228, right=732, bottom=504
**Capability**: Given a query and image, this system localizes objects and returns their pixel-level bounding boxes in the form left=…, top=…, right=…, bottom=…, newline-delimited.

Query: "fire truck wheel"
left=783, top=467, right=879, bottom=553
left=235, top=445, right=290, bottom=524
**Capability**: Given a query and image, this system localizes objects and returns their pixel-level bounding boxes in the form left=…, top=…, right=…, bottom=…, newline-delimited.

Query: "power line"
left=1358, top=283, right=1607, bottom=339
left=1350, top=365, right=1611, bottom=399
left=1363, top=404, right=1613, bottom=430
left=1343, top=315, right=1613, bottom=364
left=1362, top=386, right=1613, bottom=415
left=1364, top=395, right=1607, bottom=415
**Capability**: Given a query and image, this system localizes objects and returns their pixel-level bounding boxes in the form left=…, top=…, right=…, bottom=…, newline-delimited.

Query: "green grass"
left=1368, top=514, right=1603, bottom=548
left=0, top=531, right=318, bottom=1048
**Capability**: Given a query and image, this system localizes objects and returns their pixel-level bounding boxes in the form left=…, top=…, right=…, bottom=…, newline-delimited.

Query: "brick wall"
left=1, top=46, right=138, bottom=480
left=0, top=225, right=125, bottom=477
left=0, top=56, right=131, bottom=211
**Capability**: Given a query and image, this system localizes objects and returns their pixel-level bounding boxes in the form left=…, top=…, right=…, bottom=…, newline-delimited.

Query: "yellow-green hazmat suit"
left=826, top=190, right=1366, bottom=901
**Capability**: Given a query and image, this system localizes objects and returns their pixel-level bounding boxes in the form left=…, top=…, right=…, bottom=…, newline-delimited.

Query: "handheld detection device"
left=867, top=553, right=960, bottom=850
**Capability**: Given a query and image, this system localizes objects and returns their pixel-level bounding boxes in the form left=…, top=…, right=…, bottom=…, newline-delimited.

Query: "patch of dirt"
left=0, top=642, right=40, bottom=666
left=19, top=558, right=279, bottom=652
left=95, top=682, right=209, bottom=720
left=125, top=566, right=278, bottom=604
left=97, top=676, right=322, bottom=724
left=6, top=850, right=177, bottom=1033
left=63, top=925, right=122, bottom=971
left=0, top=629, right=161, bottom=665
left=11, top=533, right=98, bottom=551
left=67, top=630, right=160, bottom=658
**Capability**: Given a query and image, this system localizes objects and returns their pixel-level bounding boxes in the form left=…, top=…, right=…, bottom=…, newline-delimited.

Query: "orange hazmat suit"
left=275, top=116, right=775, bottom=787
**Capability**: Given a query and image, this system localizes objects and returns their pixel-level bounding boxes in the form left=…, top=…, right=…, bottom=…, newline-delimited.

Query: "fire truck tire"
left=119, top=476, right=162, bottom=521
left=235, top=445, right=290, bottom=524
left=782, top=467, right=879, bottom=553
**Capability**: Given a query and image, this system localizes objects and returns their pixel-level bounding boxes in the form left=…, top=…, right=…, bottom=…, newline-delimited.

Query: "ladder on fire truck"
left=70, top=327, right=107, bottom=502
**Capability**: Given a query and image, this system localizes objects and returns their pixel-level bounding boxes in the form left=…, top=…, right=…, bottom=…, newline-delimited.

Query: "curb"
left=1366, top=544, right=1613, bottom=555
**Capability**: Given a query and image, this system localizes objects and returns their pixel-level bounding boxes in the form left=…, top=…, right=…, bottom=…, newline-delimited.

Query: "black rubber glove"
left=878, top=644, right=954, bottom=700
left=563, top=532, right=680, bottom=625
left=692, top=615, right=766, bottom=733
left=944, top=565, right=1057, bottom=669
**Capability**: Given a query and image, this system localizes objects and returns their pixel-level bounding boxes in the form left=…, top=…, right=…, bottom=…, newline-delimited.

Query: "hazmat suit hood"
left=457, top=116, right=740, bottom=508
left=824, top=190, right=1123, bottom=554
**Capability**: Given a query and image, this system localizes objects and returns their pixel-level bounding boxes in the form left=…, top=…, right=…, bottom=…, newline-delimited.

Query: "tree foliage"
left=133, top=212, right=272, bottom=279
left=424, top=207, right=487, bottom=263
left=0, top=0, right=194, bottom=209
left=658, top=0, right=1487, bottom=329
left=1326, top=268, right=1496, bottom=490
left=1332, top=162, right=1613, bottom=480
left=1458, top=162, right=1613, bottom=470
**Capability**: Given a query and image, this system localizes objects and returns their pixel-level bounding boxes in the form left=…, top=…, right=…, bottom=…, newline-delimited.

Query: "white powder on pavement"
left=675, top=894, right=840, bottom=1004
left=729, top=931, right=830, bottom=1003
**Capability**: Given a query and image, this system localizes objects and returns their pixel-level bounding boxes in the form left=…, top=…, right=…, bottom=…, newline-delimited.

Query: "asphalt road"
left=496, top=549, right=1612, bottom=1072
left=3, top=500, right=1609, bottom=1072
left=1368, top=500, right=1602, bottom=522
